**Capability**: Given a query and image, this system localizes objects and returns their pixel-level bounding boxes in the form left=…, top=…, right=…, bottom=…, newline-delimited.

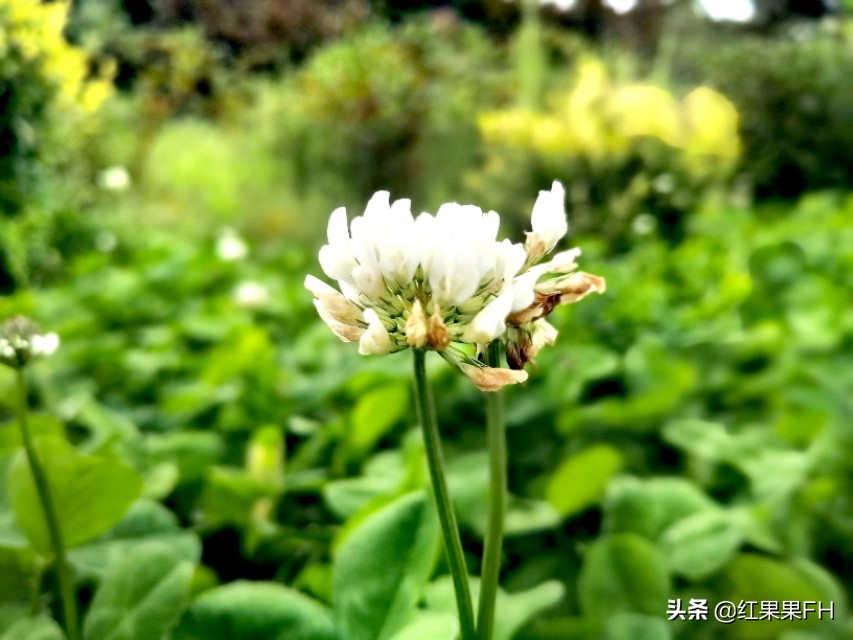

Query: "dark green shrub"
left=273, top=17, right=509, bottom=215
left=673, top=19, right=853, bottom=198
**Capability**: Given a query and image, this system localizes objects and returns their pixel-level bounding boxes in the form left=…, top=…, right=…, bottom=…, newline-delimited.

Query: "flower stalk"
left=412, top=349, right=476, bottom=639
left=476, top=341, right=508, bottom=640
left=15, top=369, right=79, bottom=640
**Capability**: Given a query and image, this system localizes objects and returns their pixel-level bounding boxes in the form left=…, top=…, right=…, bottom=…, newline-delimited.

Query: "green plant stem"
left=476, top=342, right=507, bottom=640
left=413, top=349, right=476, bottom=640
left=15, top=369, right=79, bottom=640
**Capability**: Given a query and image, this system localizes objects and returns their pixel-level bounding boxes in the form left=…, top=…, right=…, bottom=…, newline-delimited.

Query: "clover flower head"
left=0, top=316, right=60, bottom=370
left=216, top=228, right=249, bottom=262
left=306, top=182, right=605, bottom=389
left=234, top=281, right=270, bottom=310
left=97, top=165, right=131, bottom=191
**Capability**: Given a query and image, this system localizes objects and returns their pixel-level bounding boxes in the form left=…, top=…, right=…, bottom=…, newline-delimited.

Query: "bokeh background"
left=1, top=1, right=852, bottom=638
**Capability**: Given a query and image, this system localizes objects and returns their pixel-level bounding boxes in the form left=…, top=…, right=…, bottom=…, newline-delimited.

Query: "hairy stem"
left=413, top=349, right=476, bottom=640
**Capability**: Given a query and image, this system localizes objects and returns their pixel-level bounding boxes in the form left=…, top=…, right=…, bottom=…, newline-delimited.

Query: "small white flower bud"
left=405, top=300, right=428, bottom=348
left=30, top=333, right=60, bottom=357
left=216, top=229, right=248, bottom=262
left=234, top=281, right=270, bottom=310
left=0, top=317, right=59, bottom=369
left=525, top=181, right=568, bottom=260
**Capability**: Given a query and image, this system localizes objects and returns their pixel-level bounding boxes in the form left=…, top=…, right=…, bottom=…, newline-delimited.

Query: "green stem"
left=476, top=342, right=507, bottom=640
left=413, top=350, right=476, bottom=640
left=15, top=369, right=79, bottom=640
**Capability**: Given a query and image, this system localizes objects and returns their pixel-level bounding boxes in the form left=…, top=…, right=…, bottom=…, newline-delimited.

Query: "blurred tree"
left=126, top=0, right=369, bottom=65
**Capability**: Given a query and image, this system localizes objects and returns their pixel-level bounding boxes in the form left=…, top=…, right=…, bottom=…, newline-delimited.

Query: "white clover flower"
left=306, top=182, right=605, bottom=389
left=216, top=228, right=249, bottom=262
left=234, top=281, right=270, bottom=310
left=0, top=317, right=60, bottom=369
left=307, top=191, right=530, bottom=390
left=97, top=166, right=131, bottom=191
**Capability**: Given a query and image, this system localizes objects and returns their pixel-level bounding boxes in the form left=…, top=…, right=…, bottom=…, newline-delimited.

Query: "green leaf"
left=324, top=475, right=399, bottom=519
left=146, top=431, right=223, bottom=485
left=0, top=545, right=38, bottom=604
left=722, top=554, right=847, bottom=615
left=716, top=555, right=848, bottom=638
left=333, top=491, right=439, bottom=640
left=0, top=415, right=65, bottom=456
left=0, top=614, right=65, bottom=640
left=504, top=497, right=560, bottom=536
left=603, top=612, right=672, bottom=640
left=69, top=499, right=200, bottom=582
left=0, top=604, right=30, bottom=634
left=349, top=383, right=409, bottom=453
left=578, top=534, right=670, bottom=616
left=547, top=445, right=624, bottom=518
left=73, top=397, right=139, bottom=453
left=83, top=542, right=193, bottom=640
left=9, top=436, right=142, bottom=553
left=423, top=577, right=564, bottom=640
left=389, top=611, right=458, bottom=640
left=660, top=509, right=743, bottom=579
left=604, top=476, right=716, bottom=540
left=173, top=581, right=339, bottom=640
left=197, top=466, right=272, bottom=528
left=662, top=419, right=731, bottom=461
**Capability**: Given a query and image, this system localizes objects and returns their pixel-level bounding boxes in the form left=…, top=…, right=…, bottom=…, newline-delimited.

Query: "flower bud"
left=427, top=311, right=451, bottom=351
left=525, top=181, right=568, bottom=261
left=0, top=316, right=60, bottom=369
left=405, top=299, right=428, bottom=348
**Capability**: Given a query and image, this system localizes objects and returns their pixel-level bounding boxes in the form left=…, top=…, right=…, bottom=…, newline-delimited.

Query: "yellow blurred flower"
left=478, top=53, right=740, bottom=173
left=1, top=0, right=113, bottom=114
left=682, top=87, right=741, bottom=160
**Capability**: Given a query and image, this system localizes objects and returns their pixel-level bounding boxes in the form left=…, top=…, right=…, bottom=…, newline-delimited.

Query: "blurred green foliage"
left=1, top=189, right=851, bottom=638
left=1, top=3, right=853, bottom=639
left=0, top=0, right=114, bottom=291
left=274, top=17, right=508, bottom=215
left=672, top=17, right=853, bottom=199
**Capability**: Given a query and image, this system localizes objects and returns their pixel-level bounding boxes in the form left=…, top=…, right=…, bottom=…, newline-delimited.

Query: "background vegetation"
left=1, top=1, right=851, bottom=639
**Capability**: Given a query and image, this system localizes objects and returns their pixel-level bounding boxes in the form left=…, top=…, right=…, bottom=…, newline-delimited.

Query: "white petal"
left=352, top=263, right=387, bottom=300
left=459, top=362, right=528, bottom=391
left=529, top=181, right=568, bottom=253
left=327, top=207, right=351, bottom=246
left=462, top=288, right=514, bottom=344
left=359, top=309, right=393, bottom=355
left=304, top=274, right=340, bottom=298
left=510, top=271, right=538, bottom=312
left=530, top=319, right=559, bottom=354
left=305, top=275, right=364, bottom=325
left=546, top=247, right=582, bottom=273
left=314, top=301, right=364, bottom=342
left=318, top=244, right=356, bottom=283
